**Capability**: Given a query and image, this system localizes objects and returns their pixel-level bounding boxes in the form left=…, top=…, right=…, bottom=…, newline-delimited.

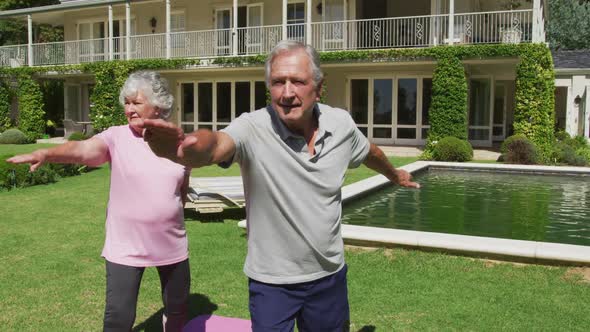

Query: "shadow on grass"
left=357, top=325, right=376, bottom=332
left=133, top=293, right=218, bottom=332
left=185, top=208, right=246, bottom=222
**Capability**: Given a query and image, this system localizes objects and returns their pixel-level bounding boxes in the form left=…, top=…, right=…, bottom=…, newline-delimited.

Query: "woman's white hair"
left=119, top=70, right=174, bottom=119
left=265, top=40, right=323, bottom=88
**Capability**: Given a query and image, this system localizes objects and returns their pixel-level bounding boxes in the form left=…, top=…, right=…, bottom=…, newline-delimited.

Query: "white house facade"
left=0, top=0, right=551, bottom=146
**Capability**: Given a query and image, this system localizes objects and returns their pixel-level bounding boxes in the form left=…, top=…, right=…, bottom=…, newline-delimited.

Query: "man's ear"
left=315, top=80, right=324, bottom=101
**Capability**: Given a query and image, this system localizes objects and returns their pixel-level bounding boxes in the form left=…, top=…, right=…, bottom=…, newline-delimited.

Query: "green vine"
left=0, top=80, right=11, bottom=132
left=16, top=73, right=45, bottom=141
left=429, top=54, right=468, bottom=144
left=513, top=47, right=555, bottom=162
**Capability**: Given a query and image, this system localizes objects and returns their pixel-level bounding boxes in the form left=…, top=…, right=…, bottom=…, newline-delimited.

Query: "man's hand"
left=142, top=118, right=185, bottom=163
left=6, top=149, right=48, bottom=172
left=393, top=169, right=420, bottom=188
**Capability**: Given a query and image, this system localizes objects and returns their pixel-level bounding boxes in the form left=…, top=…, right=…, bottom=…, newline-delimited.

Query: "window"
left=179, top=80, right=267, bottom=131
left=287, top=2, right=305, bottom=40
left=171, top=12, right=186, bottom=49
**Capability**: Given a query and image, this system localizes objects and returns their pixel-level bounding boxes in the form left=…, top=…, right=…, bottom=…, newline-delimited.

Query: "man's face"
left=269, top=49, right=322, bottom=130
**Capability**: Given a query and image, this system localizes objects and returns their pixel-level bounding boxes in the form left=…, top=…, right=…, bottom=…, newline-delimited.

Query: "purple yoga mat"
left=183, top=314, right=251, bottom=332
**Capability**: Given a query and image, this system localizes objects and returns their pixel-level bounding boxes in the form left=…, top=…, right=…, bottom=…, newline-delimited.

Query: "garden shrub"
left=552, top=136, right=590, bottom=166
left=0, top=153, right=86, bottom=191
left=501, top=134, right=528, bottom=154
left=67, top=131, right=88, bottom=141
left=0, top=128, right=30, bottom=144
left=432, top=137, right=473, bottom=162
left=502, top=135, right=538, bottom=164
left=554, top=130, right=570, bottom=142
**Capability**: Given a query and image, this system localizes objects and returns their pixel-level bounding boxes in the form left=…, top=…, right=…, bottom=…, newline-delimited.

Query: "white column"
left=585, top=87, right=590, bottom=139
left=532, top=0, right=541, bottom=43
left=108, top=5, right=113, bottom=60
left=448, top=0, right=454, bottom=45
left=233, top=0, right=238, bottom=56
left=343, top=0, right=348, bottom=49
left=282, top=0, right=288, bottom=40
left=126, top=1, right=131, bottom=60
left=27, top=15, right=33, bottom=66
left=306, top=0, right=312, bottom=44
left=166, top=0, right=171, bottom=59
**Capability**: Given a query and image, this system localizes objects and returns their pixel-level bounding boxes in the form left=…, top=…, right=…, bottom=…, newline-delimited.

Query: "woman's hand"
left=6, top=149, right=48, bottom=172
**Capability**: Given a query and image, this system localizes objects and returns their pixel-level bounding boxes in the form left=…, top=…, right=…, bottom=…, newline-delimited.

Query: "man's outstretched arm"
left=363, top=143, right=420, bottom=188
left=142, top=119, right=236, bottom=168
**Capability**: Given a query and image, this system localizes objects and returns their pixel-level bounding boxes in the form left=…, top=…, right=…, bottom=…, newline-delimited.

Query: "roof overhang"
left=0, top=0, right=159, bottom=26
left=555, top=68, right=590, bottom=76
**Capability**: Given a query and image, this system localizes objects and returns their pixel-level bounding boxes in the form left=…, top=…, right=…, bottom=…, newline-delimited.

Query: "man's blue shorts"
left=248, top=265, right=350, bottom=332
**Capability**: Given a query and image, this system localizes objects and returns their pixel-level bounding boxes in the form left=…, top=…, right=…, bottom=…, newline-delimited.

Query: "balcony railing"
left=0, top=10, right=535, bottom=68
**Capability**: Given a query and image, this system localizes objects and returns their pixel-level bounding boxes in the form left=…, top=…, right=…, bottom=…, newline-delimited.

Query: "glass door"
left=396, top=78, right=418, bottom=144
left=322, top=0, right=345, bottom=50
left=372, top=79, right=393, bottom=144
left=216, top=9, right=232, bottom=56
left=469, top=78, right=492, bottom=146
left=287, top=2, right=305, bottom=42
left=179, top=82, right=195, bottom=133
left=492, top=82, right=506, bottom=141
left=78, top=21, right=105, bottom=62
left=246, top=4, right=263, bottom=54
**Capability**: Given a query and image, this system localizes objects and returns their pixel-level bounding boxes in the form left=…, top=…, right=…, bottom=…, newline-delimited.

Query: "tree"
left=0, top=0, right=61, bottom=45
left=547, top=0, right=590, bottom=50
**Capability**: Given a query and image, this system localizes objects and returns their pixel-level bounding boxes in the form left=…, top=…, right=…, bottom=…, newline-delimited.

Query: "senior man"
left=142, top=40, right=419, bottom=331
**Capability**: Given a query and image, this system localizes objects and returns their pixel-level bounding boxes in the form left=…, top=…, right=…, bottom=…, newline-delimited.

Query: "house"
left=0, top=0, right=550, bottom=147
left=553, top=49, right=590, bottom=140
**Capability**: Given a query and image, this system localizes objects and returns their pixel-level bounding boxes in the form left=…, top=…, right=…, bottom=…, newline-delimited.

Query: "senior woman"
left=7, top=71, right=191, bottom=332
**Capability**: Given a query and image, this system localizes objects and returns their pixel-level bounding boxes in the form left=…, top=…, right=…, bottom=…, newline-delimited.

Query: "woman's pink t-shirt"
left=96, top=125, right=189, bottom=267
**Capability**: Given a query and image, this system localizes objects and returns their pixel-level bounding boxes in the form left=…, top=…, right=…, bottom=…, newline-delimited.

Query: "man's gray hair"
left=119, top=70, right=174, bottom=119
left=265, top=40, right=323, bottom=88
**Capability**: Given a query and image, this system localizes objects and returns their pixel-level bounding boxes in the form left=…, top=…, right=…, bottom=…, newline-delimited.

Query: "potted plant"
left=499, top=0, right=522, bottom=43
left=46, top=119, right=56, bottom=137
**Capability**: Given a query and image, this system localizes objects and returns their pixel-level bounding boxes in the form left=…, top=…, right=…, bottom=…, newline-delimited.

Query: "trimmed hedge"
left=0, top=128, right=30, bottom=144
left=432, top=136, right=473, bottom=162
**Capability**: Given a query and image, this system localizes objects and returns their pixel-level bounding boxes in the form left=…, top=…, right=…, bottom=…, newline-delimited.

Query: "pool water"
left=342, top=169, right=590, bottom=246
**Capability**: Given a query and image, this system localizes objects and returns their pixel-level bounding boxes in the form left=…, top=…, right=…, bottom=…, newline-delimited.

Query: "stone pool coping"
left=238, top=161, right=590, bottom=266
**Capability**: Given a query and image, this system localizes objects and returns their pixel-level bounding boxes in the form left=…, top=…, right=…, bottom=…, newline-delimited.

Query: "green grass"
left=1, top=144, right=589, bottom=331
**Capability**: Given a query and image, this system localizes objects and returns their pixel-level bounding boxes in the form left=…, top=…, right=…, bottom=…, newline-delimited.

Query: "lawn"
left=1, top=144, right=589, bottom=331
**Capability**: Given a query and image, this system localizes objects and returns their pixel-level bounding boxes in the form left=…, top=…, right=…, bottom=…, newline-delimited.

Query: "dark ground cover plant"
left=0, top=153, right=87, bottom=191
left=501, top=134, right=539, bottom=165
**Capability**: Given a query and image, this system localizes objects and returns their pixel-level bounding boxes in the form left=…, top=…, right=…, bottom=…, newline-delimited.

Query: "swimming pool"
left=342, top=168, right=590, bottom=247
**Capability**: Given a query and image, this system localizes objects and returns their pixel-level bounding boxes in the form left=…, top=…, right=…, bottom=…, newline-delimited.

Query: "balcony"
left=0, top=10, right=535, bottom=68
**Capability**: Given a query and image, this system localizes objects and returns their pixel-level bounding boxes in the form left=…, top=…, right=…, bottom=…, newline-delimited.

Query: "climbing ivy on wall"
left=428, top=54, right=468, bottom=143
left=0, top=80, right=11, bottom=132
left=513, top=47, right=555, bottom=162
left=0, top=44, right=554, bottom=155
left=16, top=73, right=45, bottom=141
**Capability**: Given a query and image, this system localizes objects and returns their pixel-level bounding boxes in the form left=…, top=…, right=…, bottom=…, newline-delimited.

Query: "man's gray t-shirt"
left=221, top=103, right=370, bottom=284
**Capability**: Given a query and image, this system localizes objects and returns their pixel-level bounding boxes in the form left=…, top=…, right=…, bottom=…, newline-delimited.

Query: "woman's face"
left=124, top=90, right=159, bottom=135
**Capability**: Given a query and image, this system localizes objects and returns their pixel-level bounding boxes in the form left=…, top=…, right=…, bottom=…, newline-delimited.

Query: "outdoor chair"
left=63, top=119, right=84, bottom=139
left=185, top=176, right=245, bottom=214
